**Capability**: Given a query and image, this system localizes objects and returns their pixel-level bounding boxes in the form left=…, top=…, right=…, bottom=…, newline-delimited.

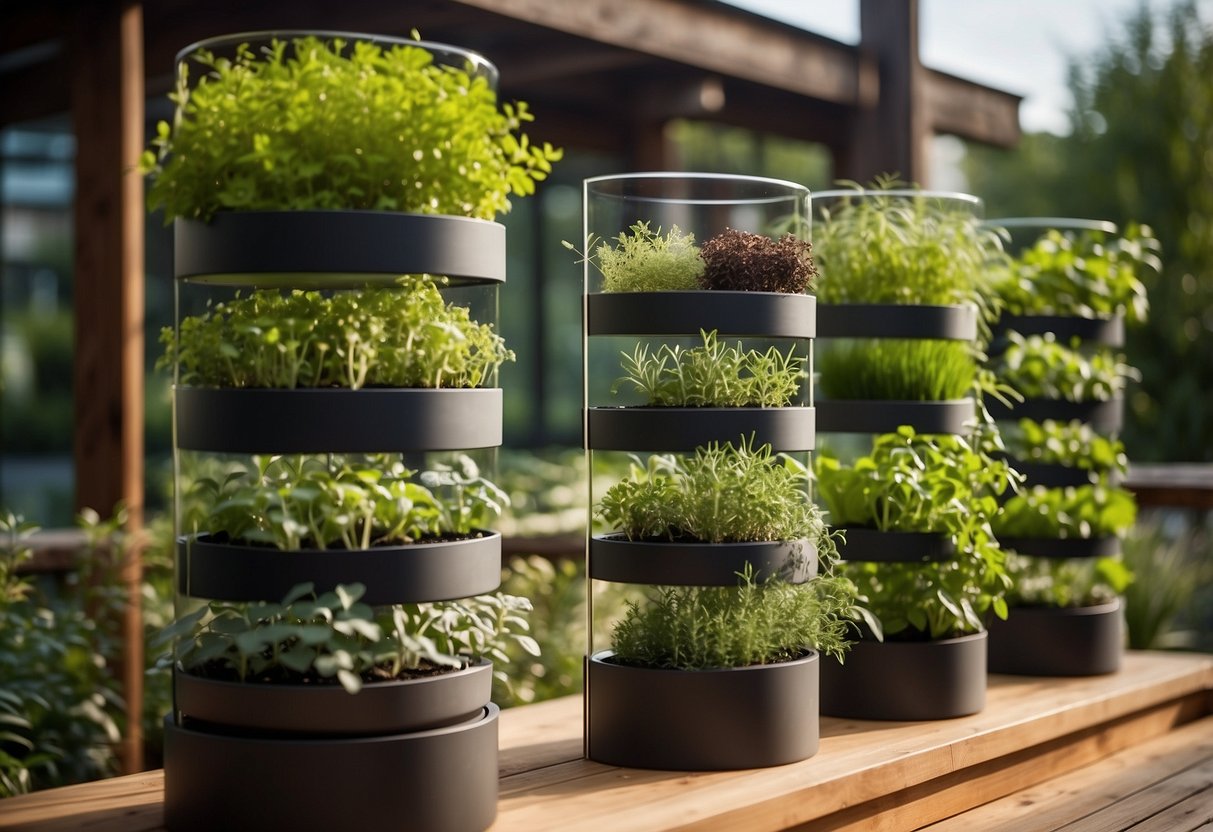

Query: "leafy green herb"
left=613, top=330, right=803, bottom=407
left=815, top=426, right=1015, bottom=638
left=813, top=180, right=1002, bottom=311
left=995, top=332, right=1138, bottom=402
left=183, top=453, right=507, bottom=549
left=158, top=583, right=539, bottom=694
left=597, top=439, right=829, bottom=545
left=160, top=276, right=512, bottom=390
left=1003, top=419, right=1128, bottom=473
left=994, top=484, right=1137, bottom=539
left=818, top=338, right=976, bottom=401
left=568, top=221, right=704, bottom=293
left=1003, top=553, right=1133, bottom=608
left=610, top=566, right=859, bottom=669
left=993, top=225, right=1158, bottom=322
left=141, top=35, right=560, bottom=222
left=698, top=228, right=816, bottom=293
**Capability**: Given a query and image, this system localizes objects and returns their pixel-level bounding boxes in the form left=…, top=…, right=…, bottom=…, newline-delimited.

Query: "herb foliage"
left=818, top=338, right=975, bottom=401
left=572, top=221, right=704, bottom=293
left=161, top=276, right=512, bottom=390
left=995, top=332, right=1138, bottom=402
left=1003, top=553, right=1132, bottom=608
left=1003, top=418, right=1128, bottom=472
left=613, top=330, right=803, bottom=407
left=141, top=35, right=560, bottom=222
left=994, top=484, right=1137, bottom=540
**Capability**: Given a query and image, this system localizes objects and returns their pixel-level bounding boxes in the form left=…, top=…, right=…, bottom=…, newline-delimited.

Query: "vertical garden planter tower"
left=985, top=218, right=1155, bottom=677
left=147, top=32, right=556, bottom=832
left=811, top=187, right=1011, bottom=721
left=581, top=173, right=846, bottom=770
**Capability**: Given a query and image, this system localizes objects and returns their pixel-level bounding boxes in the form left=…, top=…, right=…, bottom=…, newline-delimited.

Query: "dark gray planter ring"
left=164, top=705, right=499, bottom=832
left=835, top=528, right=956, bottom=563
left=175, top=387, right=503, bottom=453
left=589, top=535, right=817, bottom=586
left=173, top=660, right=491, bottom=736
left=815, top=303, right=977, bottom=340
left=819, top=631, right=987, bottom=721
left=177, top=532, right=502, bottom=604
left=1004, top=459, right=1102, bottom=489
left=987, top=599, right=1122, bottom=676
left=586, top=406, right=815, bottom=452
left=996, top=313, right=1124, bottom=349
left=997, top=535, right=1121, bottom=560
left=175, top=212, right=505, bottom=286
left=816, top=399, right=973, bottom=435
left=586, top=291, right=816, bottom=338
left=987, top=396, right=1124, bottom=434
left=587, top=650, right=819, bottom=770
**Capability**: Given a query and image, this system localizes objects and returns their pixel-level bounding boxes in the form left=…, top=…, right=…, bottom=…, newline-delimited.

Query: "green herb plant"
left=994, top=225, right=1159, bottom=322
left=184, top=453, right=507, bottom=549
left=815, top=426, right=1016, bottom=639
left=141, top=34, right=561, bottom=222
left=1003, top=553, right=1133, bottom=609
left=1003, top=418, right=1128, bottom=473
left=610, top=565, right=859, bottom=669
left=158, top=582, right=539, bottom=694
left=613, top=330, right=804, bottom=408
left=597, top=438, right=829, bottom=545
left=818, top=339, right=976, bottom=401
left=160, top=276, right=513, bottom=390
left=566, top=221, right=704, bottom=293
left=995, top=332, right=1139, bottom=402
left=994, top=484, right=1137, bottom=540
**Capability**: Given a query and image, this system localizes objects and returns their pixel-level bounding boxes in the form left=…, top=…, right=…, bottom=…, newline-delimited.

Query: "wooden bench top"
left=2, top=650, right=1210, bottom=832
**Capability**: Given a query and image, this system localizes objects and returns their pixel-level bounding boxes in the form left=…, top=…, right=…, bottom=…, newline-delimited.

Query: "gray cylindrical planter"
left=586, top=291, right=816, bottom=338
left=175, top=211, right=506, bottom=285
left=173, top=660, right=492, bottom=735
left=587, top=650, right=819, bottom=770
left=994, top=313, right=1124, bottom=349
left=819, top=631, right=987, bottom=720
left=177, top=532, right=502, bottom=604
left=987, top=396, right=1124, bottom=434
left=586, top=406, right=815, bottom=452
left=589, top=535, right=817, bottom=586
left=835, top=528, right=956, bottom=563
left=987, top=599, right=1122, bottom=676
left=164, top=704, right=499, bottom=832
left=997, top=535, right=1120, bottom=560
left=816, top=398, right=973, bottom=435
left=816, top=303, right=977, bottom=341
left=175, top=387, right=503, bottom=453
left=1003, top=459, right=1101, bottom=489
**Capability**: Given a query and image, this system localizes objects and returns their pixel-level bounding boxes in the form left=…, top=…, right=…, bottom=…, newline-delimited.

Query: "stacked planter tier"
left=985, top=218, right=1128, bottom=678
left=583, top=173, right=819, bottom=770
left=813, top=189, right=987, bottom=721
left=165, top=208, right=504, bottom=832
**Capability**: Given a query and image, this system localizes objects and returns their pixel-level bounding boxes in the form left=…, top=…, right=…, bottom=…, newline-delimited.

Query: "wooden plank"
left=1059, top=757, right=1213, bottom=832
left=922, top=713, right=1213, bottom=831
left=447, top=0, right=861, bottom=104
left=925, top=69, right=1022, bottom=148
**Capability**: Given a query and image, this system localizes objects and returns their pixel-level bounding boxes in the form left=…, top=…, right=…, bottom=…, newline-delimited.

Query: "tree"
left=965, top=0, right=1213, bottom=461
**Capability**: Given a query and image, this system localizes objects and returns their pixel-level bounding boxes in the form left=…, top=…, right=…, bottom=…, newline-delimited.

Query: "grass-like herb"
left=994, top=484, right=1138, bottom=540
left=577, top=221, right=705, bottom=292
left=698, top=228, right=817, bottom=293
left=994, top=225, right=1158, bottom=323
left=160, top=276, right=513, bottom=389
left=1004, top=418, right=1128, bottom=473
left=995, top=332, right=1139, bottom=402
left=817, top=338, right=976, bottom=401
left=815, top=426, right=1016, bottom=638
left=183, top=453, right=507, bottom=549
left=158, top=583, right=539, bottom=694
left=597, top=439, right=828, bottom=545
left=609, top=567, right=859, bottom=669
left=141, top=35, right=560, bottom=222
left=1003, top=553, right=1133, bottom=608
left=812, top=181, right=1001, bottom=309
left=613, top=330, right=803, bottom=407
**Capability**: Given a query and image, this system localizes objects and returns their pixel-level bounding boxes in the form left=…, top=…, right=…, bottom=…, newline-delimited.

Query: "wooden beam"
left=70, top=0, right=145, bottom=773
left=848, top=0, right=929, bottom=184
left=446, top=0, right=860, bottom=105
left=926, top=69, right=1022, bottom=148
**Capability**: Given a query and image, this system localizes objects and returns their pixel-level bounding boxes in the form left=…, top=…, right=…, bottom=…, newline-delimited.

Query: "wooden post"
left=70, top=0, right=145, bottom=773
left=849, top=0, right=929, bottom=184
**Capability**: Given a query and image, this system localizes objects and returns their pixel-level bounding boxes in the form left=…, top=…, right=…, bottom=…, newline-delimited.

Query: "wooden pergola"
left=0, top=0, right=1022, bottom=772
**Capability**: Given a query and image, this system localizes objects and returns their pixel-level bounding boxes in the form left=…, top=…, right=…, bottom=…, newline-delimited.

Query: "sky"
left=726, top=0, right=1213, bottom=136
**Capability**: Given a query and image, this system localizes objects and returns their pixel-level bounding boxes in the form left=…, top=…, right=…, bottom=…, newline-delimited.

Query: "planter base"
left=819, top=632, right=987, bottom=720
left=163, top=705, right=498, bottom=832
left=586, top=650, right=819, bottom=770
left=988, top=600, right=1122, bottom=676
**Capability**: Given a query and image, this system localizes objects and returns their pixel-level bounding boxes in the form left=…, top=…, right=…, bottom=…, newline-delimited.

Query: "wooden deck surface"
left=1, top=650, right=1210, bottom=832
